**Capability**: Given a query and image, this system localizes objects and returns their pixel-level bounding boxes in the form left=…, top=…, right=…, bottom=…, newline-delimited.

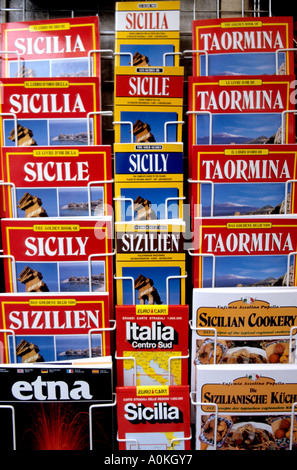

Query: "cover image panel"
left=114, top=142, right=184, bottom=184
left=0, top=292, right=111, bottom=364
left=116, top=384, right=191, bottom=450
left=1, top=16, right=101, bottom=78
left=189, top=144, right=297, bottom=219
left=192, top=215, right=297, bottom=289
left=0, top=217, right=114, bottom=301
left=195, top=364, right=297, bottom=450
left=0, top=77, right=102, bottom=151
left=0, top=145, right=113, bottom=219
left=188, top=75, right=296, bottom=147
left=0, top=362, right=114, bottom=450
left=115, top=304, right=189, bottom=387
left=115, top=1, right=180, bottom=68
left=192, top=17, right=294, bottom=76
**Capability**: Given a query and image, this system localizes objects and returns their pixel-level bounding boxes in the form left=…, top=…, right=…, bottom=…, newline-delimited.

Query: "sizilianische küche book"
left=115, top=1, right=180, bottom=68
left=0, top=145, right=113, bottom=219
left=0, top=291, right=111, bottom=364
left=115, top=304, right=188, bottom=387
left=191, top=16, right=294, bottom=76
left=1, top=16, right=101, bottom=78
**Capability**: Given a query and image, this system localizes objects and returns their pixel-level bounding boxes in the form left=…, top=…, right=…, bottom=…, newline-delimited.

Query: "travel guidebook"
left=189, top=143, right=297, bottom=219
left=191, top=16, right=294, bottom=76
left=0, top=360, right=114, bottom=450
left=0, top=291, right=111, bottom=364
left=188, top=75, right=296, bottom=149
left=0, top=77, right=102, bottom=150
left=116, top=385, right=191, bottom=450
left=115, top=1, right=180, bottom=68
left=115, top=304, right=189, bottom=387
left=1, top=16, right=101, bottom=78
left=194, top=364, right=297, bottom=450
left=0, top=217, right=114, bottom=303
left=192, top=215, right=297, bottom=289
left=115, top=220, right=187, bottom=305
left=0, top=145, right=113, bottom=219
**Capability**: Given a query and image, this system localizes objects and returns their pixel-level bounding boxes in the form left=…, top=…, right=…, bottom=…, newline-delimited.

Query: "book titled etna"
left=1, top=16, right=100, bottom=78
left=192, top=16, right=294, bottom=76
left=115, top=304, right=188, bottom=387
left=116, top=384, right=191, bottom=450
left=0, top=145, right=112, bottom=219
left=0, top=361, right=114, bottom=450
left=0, top=291, right=111, bottom=364
left=0, top=77, right=102, bottom=150
left=0, top=217, right=113, bottom=301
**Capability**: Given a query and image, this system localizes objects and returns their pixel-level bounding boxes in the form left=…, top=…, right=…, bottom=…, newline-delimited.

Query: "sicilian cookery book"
left=115, top=1, right=180, bottom=68
left=189, top=143, right=297, bottom=220
left=0, top=77, right=102, bottom=154
left=1, top=16, right=101, bottom=78
left=194, top=363, right=297, bottom=450
left=116, top=384, right=191, bottom=450
left=115, top=304, right=188, bottom=387
left=188, top=75, right=296, bottom=150
left=0, top=145, right=113, bottom=219
left=0, top=360, right=114, bottom=450
left=192, top=214, right=297, bottom=289
left=0, top=217, right=114, bottom=308
left=0, top=291, right=111, bottom=364
left=191, top=16, right=294, bottom=76
left=115, top=220, right=187, bottom=306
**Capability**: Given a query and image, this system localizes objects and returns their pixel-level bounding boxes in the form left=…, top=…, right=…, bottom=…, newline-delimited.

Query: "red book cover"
left=115, top=304, right=189, bottom=386
left=116, top=384, right=191, bottom=450
left=1, top=16, right=100, bottom=78
left=0, top=217, right=114, bottom=307
left=0, top=77, right=102, bottom=157
left=192, top=214, right=297, bottom=289
left=0, top=291, right=111, bottom=364
left=192, top=16, right=294, bottom=76
left=189, top=143, right=297, bottom=220
left=0, top=145, right=113, bottom=219
left=188, top=75, right=296, bottom=154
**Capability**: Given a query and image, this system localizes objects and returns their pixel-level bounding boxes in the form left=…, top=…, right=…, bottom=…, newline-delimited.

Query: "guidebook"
left=0, top=360, right=114, bottom=450
left=115, top=1, right=180, bottom=68
left=115, top=304, right=189, bottom=387
left=195, top=363, right=297, bottom=450
left=192, top=214, right=297, bottom=289
left=191, top=16, right=294, bottom=76
left=0, top=217, right=114, bottom=303
left=0, top=291, right=111, bottom=364
left=1, top=16, right=101, bottom=78
left=0, top=145, right=113, bottom=219
left=116, top=384, right=191, bottom=450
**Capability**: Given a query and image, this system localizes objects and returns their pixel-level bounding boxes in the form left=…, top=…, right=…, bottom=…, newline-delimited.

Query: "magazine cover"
left=192, top=17, right=294, bottom=76
left=188, top=75, right=296, bottom=147
left=1, top=16, right=101, bottom=78
left=115, top=220, right=186, bottom=305
left=0, top=145, right=113, bottom=219
left=0, top=217, right=114, bottom=302
left=116, top=384, right=191, bottom=450
left=189, top=144, right=297, bottom=219
left=195, top=363, right=297, bottom=450
left=0, top=291, right=111, bottom=364
left=0, top=360, right=114, bottom=450
left=115, top=1, right=180, bottom=68
left=192, top=215, right=297, bottom=289
left=0, top=77, right=102, bottom=149
left=115, top=304, right=189, bottom=386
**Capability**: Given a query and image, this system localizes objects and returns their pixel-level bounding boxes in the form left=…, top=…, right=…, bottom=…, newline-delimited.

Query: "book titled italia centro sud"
left=0, top=16, right=101, bottom=78
left=0, top=145, right=113, bottom=219
left=191, top=16, right=294, bottom=76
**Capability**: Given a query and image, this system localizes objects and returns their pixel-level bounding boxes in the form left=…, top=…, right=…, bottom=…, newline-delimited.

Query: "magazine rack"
left=0, top=405, right=16, bottom=450
left=0, top=328, right=16, bottom=363
left=87, top=180, right=114, bottom=217
left=186, top=110, right=213, bottom=145
left=187, top=179, right=215, bottom=217
left=88, top=320, right=116, bottom=357
left=193, top=0, right=272, bottom=19
left=87, top=110, right=113, bottom=145
left=88, top=250, right=115, bottom=293
left=0, top=254, right=16, bottom=291
left=275, top=48, right=297, bottom=74
left=281, top=110, right=297, bottom=144
left=87, top=49, right=114, bottom=77
left=0, top=50, right=21, bottom=76
left=190, top=393, right=219, bottom=449
left=116, top=430, right=192, bottom=451
left=0, top=112, right=18, bottom=145
left=0, top=181, right=17, bottom=217
left=89, top=393, right=117, bottom=450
